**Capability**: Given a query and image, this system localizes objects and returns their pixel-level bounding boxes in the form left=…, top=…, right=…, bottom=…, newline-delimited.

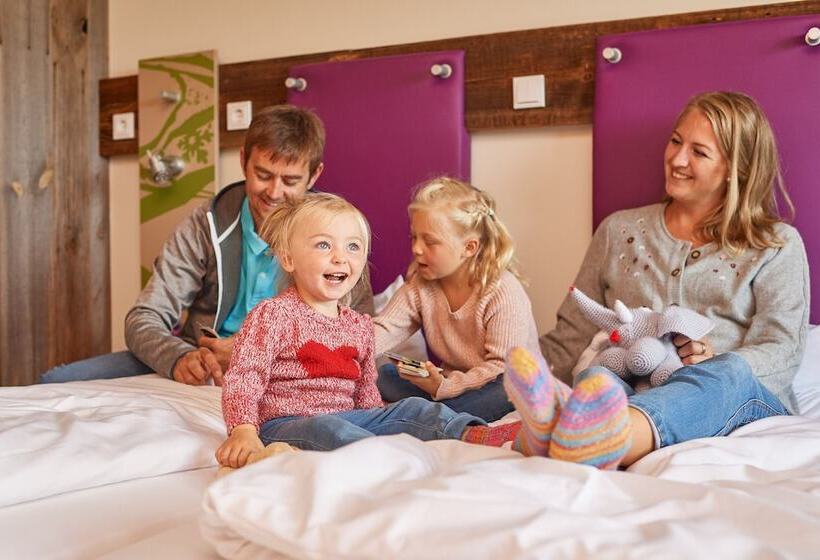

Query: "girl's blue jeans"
left=258, top=396, right=484, bottom=451
left=377, top=363, right=514, bottom=423
left=579, top=352, right=788, bottom=449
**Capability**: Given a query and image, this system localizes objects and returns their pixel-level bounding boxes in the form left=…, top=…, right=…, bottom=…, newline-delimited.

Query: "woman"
left=506, top=91, right=810, bottom=469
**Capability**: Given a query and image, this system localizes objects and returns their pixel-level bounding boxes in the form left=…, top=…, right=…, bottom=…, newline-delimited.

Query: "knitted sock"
left=461, top=421, right=522, bottom=447
left=503, top=347, right=566, bottom=457
left=548, top=371, right=631, bottom=470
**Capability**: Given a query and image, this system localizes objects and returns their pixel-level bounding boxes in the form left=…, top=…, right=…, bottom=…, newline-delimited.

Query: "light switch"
left=226, top=101, right=253, bottom=131
left=112, top=112, right=135, bottom=140
left=512, top=75, right=546, bottom=110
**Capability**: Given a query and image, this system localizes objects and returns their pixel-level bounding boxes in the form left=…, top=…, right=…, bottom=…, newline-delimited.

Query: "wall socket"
left=112, top=112, right=136, bottom=140
left=226, top=101, right=253, bottom=131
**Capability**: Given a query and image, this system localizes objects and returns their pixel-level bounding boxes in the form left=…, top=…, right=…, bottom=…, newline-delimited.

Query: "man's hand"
left=399, top=361, right=443, bottom=397
left=674, top=335, right=715, bottom=366
left=198, top=335, right=235, bottom=372
left=173, top=347, right=224, bottom=386
left=215, top=424, right=264, bottom=468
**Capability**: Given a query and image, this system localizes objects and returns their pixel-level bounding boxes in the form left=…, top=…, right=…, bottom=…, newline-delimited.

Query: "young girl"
left=216, top=192, right=520, bottom=468
left=374, top=177, right=542, bottom=423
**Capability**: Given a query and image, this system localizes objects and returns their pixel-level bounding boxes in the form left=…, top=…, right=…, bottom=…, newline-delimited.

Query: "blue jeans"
left=258, top=396, right=483, bottom=451
left=39, top=351, right=153, bottom=383
left=578, top=352, right=788, bottom=449
left=377, top=363, right=514, bottom=423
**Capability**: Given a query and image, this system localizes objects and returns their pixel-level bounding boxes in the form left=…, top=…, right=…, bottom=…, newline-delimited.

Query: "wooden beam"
left=99, top=1, right=820, bottom=156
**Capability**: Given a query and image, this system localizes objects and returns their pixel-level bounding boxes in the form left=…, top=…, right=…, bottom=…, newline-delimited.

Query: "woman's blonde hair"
left=258, top=192, right=370, bottom=288
left=675, top=91, right=793, bottom=253
left=409, top=176, right=521, bottom=293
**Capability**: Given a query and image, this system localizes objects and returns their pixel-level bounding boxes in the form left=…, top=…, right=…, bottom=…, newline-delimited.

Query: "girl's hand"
left=216, top=424, right=264, bottom=468
left=399, top=361, right=443, bottom=397
left=673, top=335, right=715, bottom=366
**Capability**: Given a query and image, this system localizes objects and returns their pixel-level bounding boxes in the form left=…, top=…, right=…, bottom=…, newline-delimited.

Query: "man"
left=42, top=105, right=373, bottom=385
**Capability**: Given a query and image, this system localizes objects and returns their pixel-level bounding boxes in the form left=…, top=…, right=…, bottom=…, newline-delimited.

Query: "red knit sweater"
left=222, top=287, right=383, bottom=432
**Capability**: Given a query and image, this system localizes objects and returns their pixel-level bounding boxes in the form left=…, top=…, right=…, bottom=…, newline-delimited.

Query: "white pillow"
left=372, top=275, right=429, bottom=363
left=373, top=275, right=404, bottom=315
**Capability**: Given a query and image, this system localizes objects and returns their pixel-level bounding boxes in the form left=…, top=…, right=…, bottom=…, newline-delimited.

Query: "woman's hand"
left=399, top=361, right=443, bottom=397
left=216, top=424, right=264, bottom=468
left=673, top=335, right=715, bottom=366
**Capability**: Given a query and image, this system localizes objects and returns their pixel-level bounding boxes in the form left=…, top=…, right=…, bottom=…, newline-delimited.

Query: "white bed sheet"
left=0, top=375, right=223, bottom=507
left=201, top=416, right=820, bottom=560
left=0, top=468, right=219, bottom=560
left=1, top=326, right=819, bottom=560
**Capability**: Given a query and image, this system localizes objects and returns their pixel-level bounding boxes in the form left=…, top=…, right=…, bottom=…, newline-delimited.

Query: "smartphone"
left=199, top=325, right=220, bottom=339
left=384, top=351, right=425, bottom=368
left=396, top=363, right=430, bottom=378
left=384, top=351, right=440, bottom=378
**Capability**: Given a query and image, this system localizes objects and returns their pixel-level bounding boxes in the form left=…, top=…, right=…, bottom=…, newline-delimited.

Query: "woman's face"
left=664, top=109, right=729, bottom=211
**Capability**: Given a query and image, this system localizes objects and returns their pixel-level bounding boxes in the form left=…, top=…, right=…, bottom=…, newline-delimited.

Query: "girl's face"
left=409, top=208, right=477, bottom=282
left=280, top=210, right=367, bottom=315
left=664, top=109, right=729, bottom=211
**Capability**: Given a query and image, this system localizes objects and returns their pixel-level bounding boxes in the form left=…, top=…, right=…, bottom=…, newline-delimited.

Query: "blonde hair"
left=409, top=176, right=521, bottom=293
left=675, top=91, right=793, bottom=253
left=258, top=192, right=371, bottom=288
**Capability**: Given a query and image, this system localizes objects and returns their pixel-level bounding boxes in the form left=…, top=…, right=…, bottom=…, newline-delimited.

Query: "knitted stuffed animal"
left=570, top=286, right=715, bottom=388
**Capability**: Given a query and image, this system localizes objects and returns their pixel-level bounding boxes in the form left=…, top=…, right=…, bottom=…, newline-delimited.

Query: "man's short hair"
left=243, top=105, right=325, bottom=176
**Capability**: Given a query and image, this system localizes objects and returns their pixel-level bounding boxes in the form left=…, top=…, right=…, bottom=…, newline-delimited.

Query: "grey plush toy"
left=570, top=286, right=715, bottom=389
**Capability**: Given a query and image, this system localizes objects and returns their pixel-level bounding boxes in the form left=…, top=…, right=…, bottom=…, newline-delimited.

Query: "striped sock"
left=548, top=370, right=631, bottom=470
left=503, top=347, right=566, bottom=457
left=461, top=420, right=522, bottom=447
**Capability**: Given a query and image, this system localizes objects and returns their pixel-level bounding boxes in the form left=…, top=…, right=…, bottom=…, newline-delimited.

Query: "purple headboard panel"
left=594, top=14, right=820, bottom=323
left=287, top=51, right=469, bottom=293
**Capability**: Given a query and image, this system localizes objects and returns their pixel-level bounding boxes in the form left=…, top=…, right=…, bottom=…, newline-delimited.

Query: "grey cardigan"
left=125, top=181, right=374, bottom=379
left=540, top=203, right=810, bottom=412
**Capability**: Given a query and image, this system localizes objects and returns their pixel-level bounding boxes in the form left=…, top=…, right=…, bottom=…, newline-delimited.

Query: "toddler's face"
left=282, top=210, right=367, bottom=314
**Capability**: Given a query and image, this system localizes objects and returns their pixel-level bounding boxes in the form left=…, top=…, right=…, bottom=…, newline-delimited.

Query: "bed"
left=1, top=326, right=819, bottom=559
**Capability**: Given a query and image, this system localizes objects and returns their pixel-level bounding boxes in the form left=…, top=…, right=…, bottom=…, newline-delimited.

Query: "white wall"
left=108, top=0, right=785, bottom=349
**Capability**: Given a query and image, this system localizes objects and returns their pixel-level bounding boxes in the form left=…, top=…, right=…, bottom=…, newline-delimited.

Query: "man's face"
left=241, top=147, right=324, bottom=229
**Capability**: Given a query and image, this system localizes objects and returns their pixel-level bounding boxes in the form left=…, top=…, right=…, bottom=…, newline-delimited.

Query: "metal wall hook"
left=284, top=77, right=307, bottom=91
left=430, top=63, right=452, bottom=78
left=602, top=47, right=622, bottom=64
left=146, top=150, right=185, bottom=186
left=160, top=90, right=181, bottom=103
left=806, top=27, right=820, bottom=46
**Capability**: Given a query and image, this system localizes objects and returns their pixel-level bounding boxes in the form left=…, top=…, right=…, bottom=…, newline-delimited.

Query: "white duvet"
left=0, top=375, right=224, bottom=507
left=201, top=415, right=820, bottom=560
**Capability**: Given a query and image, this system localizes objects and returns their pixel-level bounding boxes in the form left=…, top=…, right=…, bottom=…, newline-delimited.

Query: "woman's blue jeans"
left=578, top=352, right=788, bottom=449
left=377, top=363, right=514, bottom=423
left=258, top=396, right=484, bottom=451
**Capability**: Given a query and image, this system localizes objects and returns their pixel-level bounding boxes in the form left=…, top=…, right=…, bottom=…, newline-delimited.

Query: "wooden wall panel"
left=99, top=1, right=820, bottom=156
left=0, top=0, right=109, bottom=386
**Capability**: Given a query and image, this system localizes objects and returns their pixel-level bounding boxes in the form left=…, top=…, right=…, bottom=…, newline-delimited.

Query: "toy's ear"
left=657, top=306, right=714, bottom=340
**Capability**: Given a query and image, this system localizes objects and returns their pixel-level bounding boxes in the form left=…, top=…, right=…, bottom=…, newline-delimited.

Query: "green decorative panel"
left=138, top=50, right=218, bottom=287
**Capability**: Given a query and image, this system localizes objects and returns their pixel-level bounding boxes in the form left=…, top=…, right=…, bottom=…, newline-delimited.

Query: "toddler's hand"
left=216, top=424, right=264, bottom=468
left=399, top=361, right=443, bottom=397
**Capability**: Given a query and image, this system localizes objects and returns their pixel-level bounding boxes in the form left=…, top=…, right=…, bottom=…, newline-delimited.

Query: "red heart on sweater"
left=297, top=340, right=361, bottom=380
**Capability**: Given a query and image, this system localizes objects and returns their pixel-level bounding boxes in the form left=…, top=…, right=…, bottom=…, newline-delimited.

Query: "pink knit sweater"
left=222, top=287, right=383, bottom=432
left=374, top=271, right=541, bottom=400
